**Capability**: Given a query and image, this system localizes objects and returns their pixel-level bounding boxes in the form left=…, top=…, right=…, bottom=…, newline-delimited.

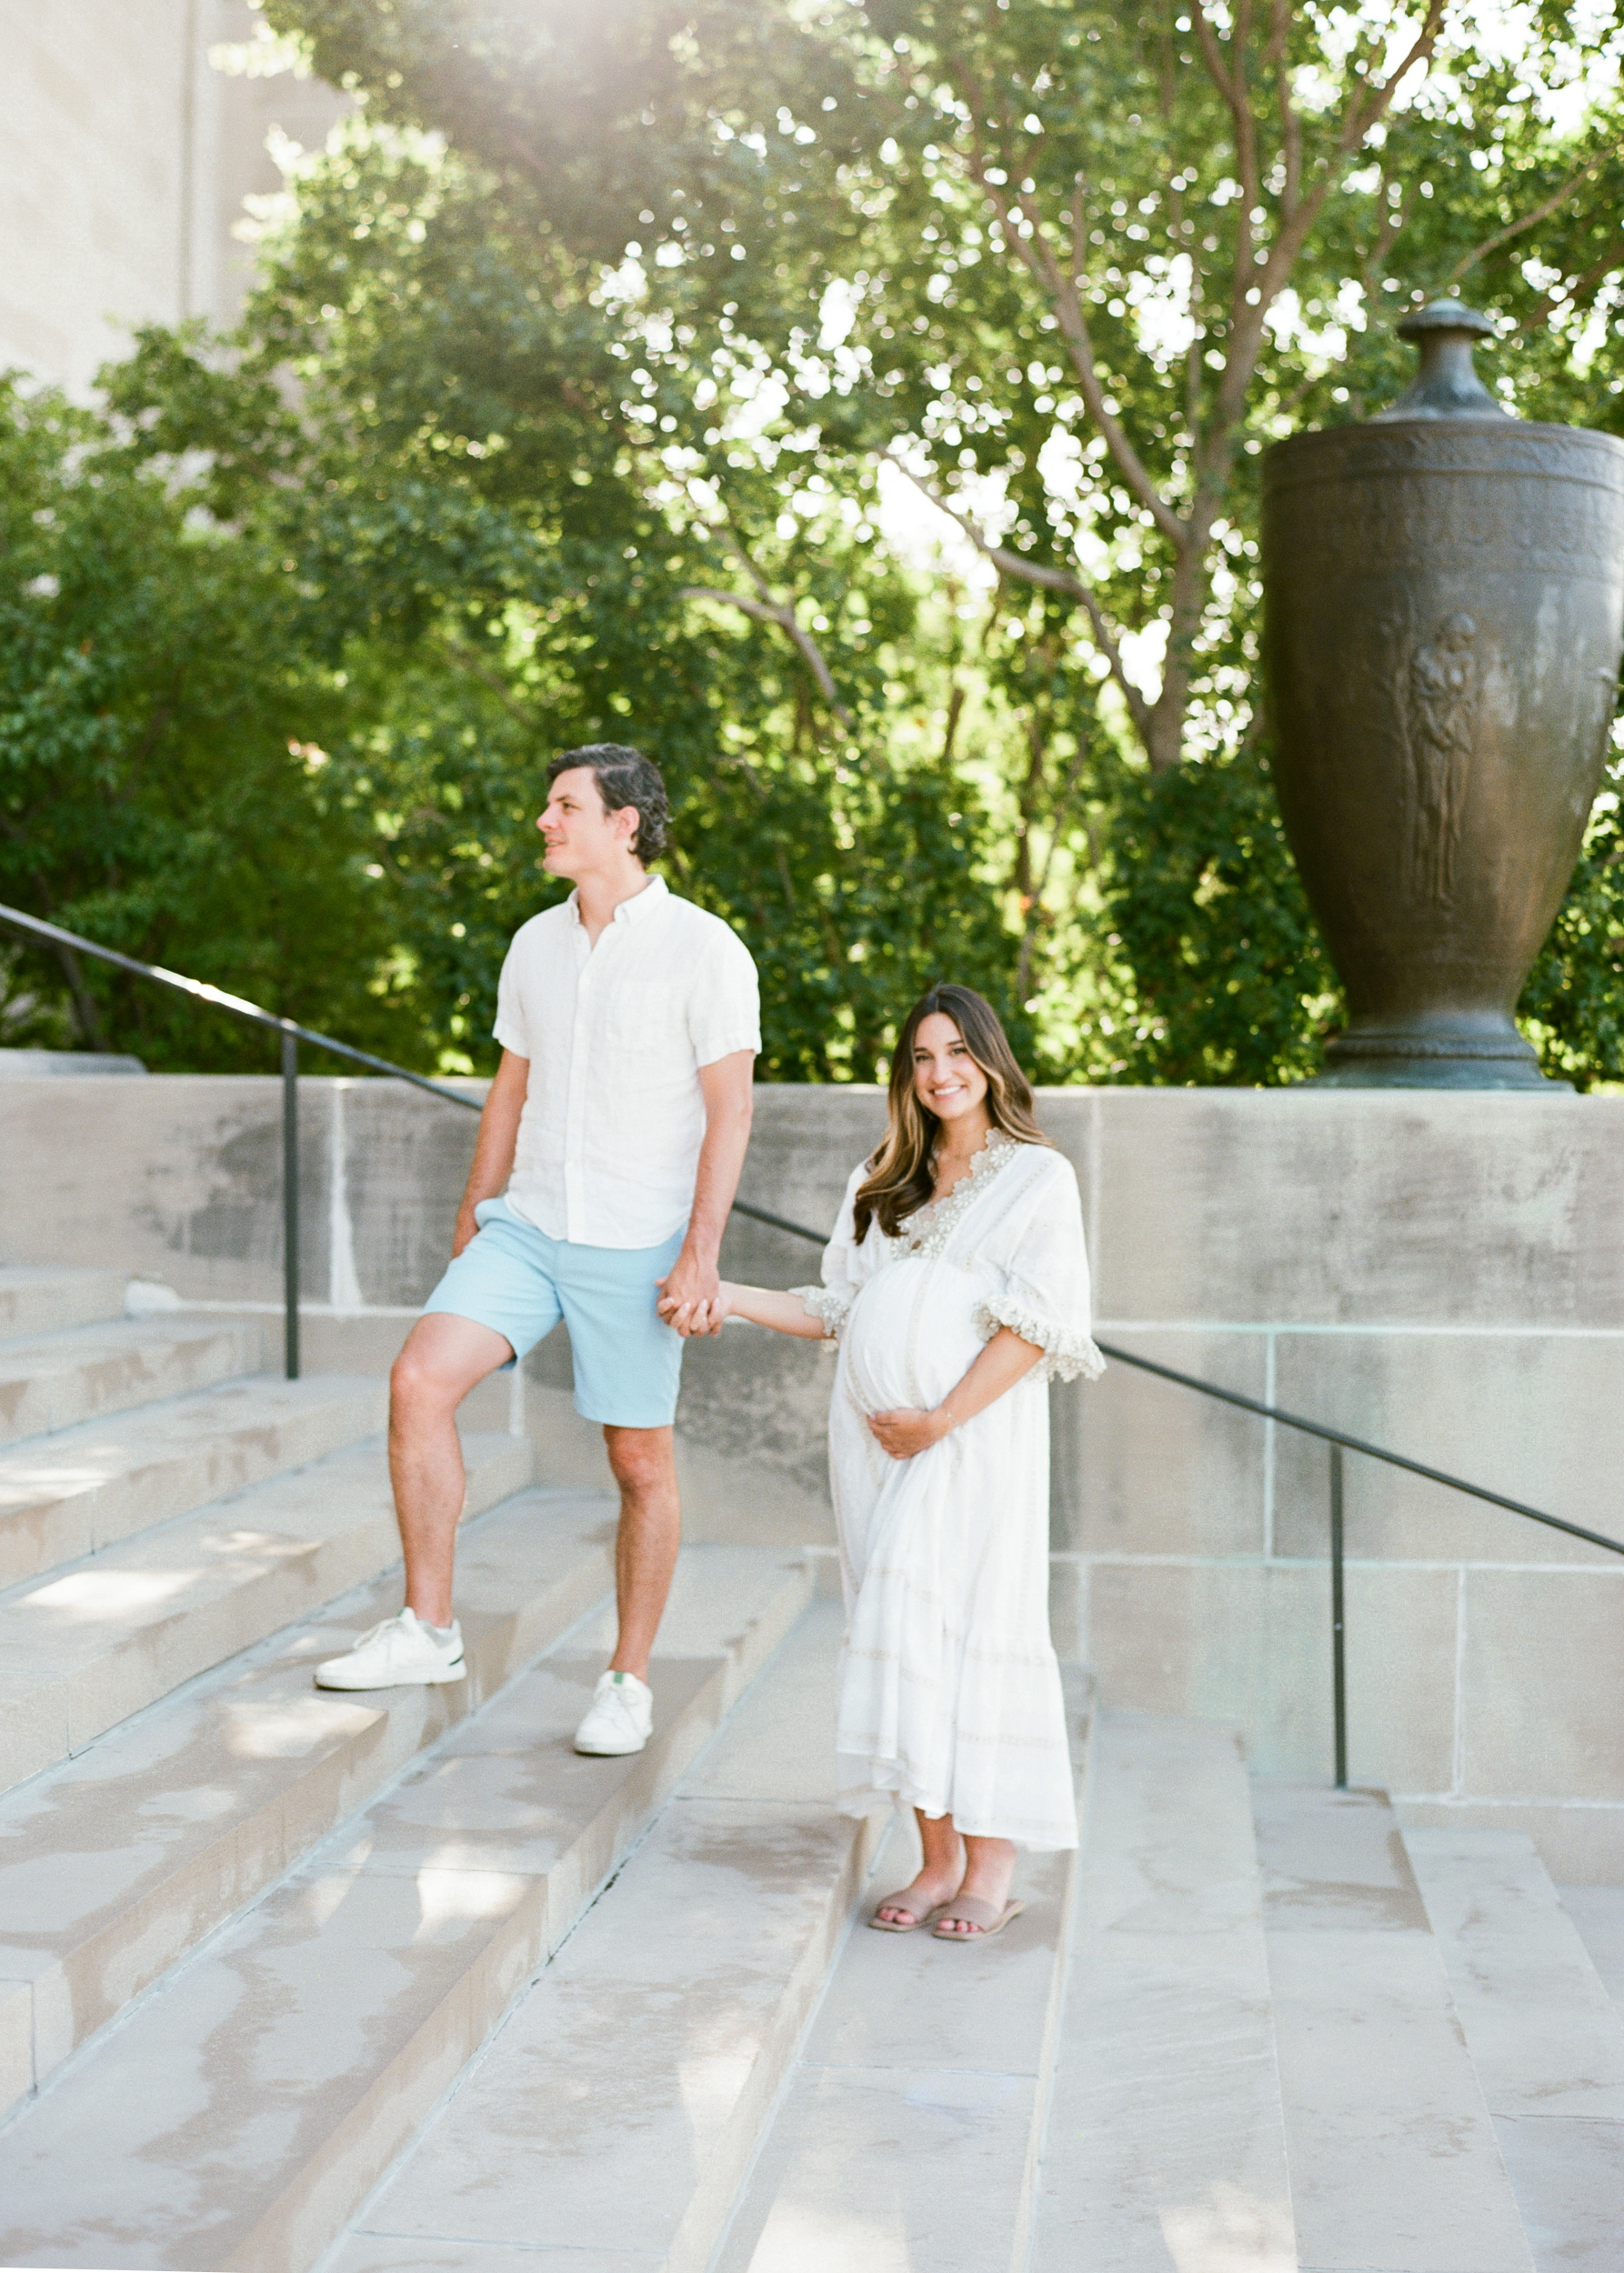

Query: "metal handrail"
left=0, top=900, right=868, bottom=1372
left=717, top=1196, right=1624, bottom=1792
left=8, top=897, right=1620, bottom=1787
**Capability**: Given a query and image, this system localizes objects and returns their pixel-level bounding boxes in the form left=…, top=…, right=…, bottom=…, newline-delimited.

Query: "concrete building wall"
left=1, top=0, right=346, bottom=396
left=5, top=1073, right=1622, bottom=1876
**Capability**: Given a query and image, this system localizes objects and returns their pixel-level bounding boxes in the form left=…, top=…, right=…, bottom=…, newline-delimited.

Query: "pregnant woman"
left=664, top=984, right=1102, bottom=1942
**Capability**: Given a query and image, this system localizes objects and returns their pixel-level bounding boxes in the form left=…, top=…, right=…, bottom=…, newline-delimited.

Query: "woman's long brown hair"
left=853, top=985, right=1050, bottom=1242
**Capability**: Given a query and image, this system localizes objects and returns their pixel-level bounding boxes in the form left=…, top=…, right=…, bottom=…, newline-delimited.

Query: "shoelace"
left=345, top=1613, right=430, bottom=1654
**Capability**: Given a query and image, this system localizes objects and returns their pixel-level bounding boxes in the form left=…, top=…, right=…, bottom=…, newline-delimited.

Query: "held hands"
left=867, top=1405, right=956, bottom=1460
left=657, top=1267, right=730, bottom=1338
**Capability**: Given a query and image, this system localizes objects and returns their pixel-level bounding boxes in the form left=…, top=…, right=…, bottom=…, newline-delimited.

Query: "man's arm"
left=451, top=1048, right=530, bottom=1257
left=659, top=1049, right=755, bottom=1333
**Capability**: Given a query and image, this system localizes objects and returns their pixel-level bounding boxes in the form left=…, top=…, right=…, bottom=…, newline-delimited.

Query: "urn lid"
left=1370, top=296, right=1512, bottom=422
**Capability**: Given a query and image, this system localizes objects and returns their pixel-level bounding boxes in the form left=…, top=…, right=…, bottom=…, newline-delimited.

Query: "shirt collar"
left=565, top=874, right=667, bottom=931
left=614, top=874, right=667, bottom=926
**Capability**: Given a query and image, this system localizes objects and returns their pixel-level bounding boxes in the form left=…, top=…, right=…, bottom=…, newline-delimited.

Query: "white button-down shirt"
left=493, top=876, right=760, bottom=1249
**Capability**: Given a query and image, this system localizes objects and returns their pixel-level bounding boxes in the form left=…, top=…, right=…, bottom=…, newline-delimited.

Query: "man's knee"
left=604, top=1425, right=677, bottom=1498
left=390, top=1320, right=503, bottom=1421
left=389, top=1343, right=449, bottom=1423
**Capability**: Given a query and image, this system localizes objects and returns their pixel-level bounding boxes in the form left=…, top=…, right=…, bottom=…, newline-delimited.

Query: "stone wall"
left=5, top=1072, right=1622, bottom=1876
left=1, top=0, right=346, bottom=396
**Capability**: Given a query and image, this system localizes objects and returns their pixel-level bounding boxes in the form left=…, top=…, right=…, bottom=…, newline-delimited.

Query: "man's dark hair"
left=547, top=744, right=670, bottom=863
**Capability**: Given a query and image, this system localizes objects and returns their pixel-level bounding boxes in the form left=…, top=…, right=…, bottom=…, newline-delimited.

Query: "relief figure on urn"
left=1402, top=611, right=1479, bottom=907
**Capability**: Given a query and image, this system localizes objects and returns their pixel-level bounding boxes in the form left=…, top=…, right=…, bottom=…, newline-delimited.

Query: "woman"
left=667, top=985, right=1102, bottom=1942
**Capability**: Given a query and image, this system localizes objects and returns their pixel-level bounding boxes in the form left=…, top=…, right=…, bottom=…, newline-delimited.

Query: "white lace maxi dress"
left=793, top=1134, right=1104, bottom=1851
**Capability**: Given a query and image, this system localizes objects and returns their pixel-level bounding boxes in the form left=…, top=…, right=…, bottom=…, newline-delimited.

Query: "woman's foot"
left=871, top=1864, right=962, bottom=1932
left=933, top=1834, right=1017, bottom=1937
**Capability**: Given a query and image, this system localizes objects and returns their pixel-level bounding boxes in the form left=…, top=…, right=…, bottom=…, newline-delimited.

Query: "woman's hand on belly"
left=867, top=1406, right=954, bottom=1461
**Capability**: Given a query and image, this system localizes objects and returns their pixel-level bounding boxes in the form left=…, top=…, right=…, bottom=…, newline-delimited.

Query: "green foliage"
left=11, top=3, right=1624, bottom=1086
left=1519, top=774, right=1624, bottom=1090
left=0, top=379, right=403, bottom=1069
left=1096, top=743, right=1338, bottom=1085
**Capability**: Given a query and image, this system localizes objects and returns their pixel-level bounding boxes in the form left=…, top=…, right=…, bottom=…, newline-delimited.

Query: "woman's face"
left=911, top=1012, right=990, bottom=1131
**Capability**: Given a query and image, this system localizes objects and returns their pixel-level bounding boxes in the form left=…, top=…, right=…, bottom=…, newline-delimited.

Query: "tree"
left=250, top=0, right=1624, bottom=1082
left=19, top=2, right=1624, bottom=1082
left=0, top=378, right=406, bottom=1068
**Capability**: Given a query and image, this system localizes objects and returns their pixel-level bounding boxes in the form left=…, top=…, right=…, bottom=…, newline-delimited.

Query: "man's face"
left=537, top=767, right=637, bottom=877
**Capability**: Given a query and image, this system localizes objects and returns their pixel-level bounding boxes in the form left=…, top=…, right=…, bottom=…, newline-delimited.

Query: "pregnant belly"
left=844, top=1257, right=986, bottom=1414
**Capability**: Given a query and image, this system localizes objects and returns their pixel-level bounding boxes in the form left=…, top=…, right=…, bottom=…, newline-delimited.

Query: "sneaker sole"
left=314, top=1659, right=467, bottom=1691
left=572, top=1732, right=651, bottom=1757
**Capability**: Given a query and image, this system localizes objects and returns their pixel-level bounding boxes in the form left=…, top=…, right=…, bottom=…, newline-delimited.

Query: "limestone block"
left=1089, top=1088, right=1624, bottom=1327
left=1459, top=1566, right=1624, bottom=1800
left=676, top=1325, right=834, bottom=1526
left=1255, top=1785, right=1533, bottom=2273
left=722, top=2064, right=1038, bottom=2273
left=1398, top=1800, right=1624, bottom=1887
left=1403, top=1827, right=1624, bottom=2119
left=1086, top=1558, right=1458, bottom=1789
left=1272, top=1329, right=1624, bottom=1565
left=1051, top=1328, right=1268, bottom=1557
left=0, top=1968, right=35, bottom=2109
left=1032, top=1718, right=1294, bottom=2273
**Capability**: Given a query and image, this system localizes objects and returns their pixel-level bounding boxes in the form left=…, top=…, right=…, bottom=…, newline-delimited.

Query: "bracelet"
left=937, top=1404, right=959, bottom=1433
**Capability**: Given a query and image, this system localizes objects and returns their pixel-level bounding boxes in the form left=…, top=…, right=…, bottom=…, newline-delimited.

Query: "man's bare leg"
left=601, top=1424, right=681, bottom=1681
left=389, top=1313, right=515, bottom=1626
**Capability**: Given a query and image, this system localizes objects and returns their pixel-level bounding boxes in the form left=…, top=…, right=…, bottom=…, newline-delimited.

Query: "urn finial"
left=1371, top=296, right=1512, bottom=421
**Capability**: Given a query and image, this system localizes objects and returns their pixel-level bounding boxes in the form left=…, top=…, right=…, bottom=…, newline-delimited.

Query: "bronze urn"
left=1261, top=299, right=1624, bottom=1086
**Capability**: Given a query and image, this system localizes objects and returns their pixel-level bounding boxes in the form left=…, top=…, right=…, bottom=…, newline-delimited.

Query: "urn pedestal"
left=1261, top=301, right=1624, bottom=1087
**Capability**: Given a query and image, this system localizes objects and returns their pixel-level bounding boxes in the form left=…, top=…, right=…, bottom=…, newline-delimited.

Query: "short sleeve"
left=493, top=937, right=528, bottom=1057
left=687, top=923, right=761, bottom=1067
left=974, top=1154, right=1105, bottom=1385
left=790, top=1161, right=871, bottom=1344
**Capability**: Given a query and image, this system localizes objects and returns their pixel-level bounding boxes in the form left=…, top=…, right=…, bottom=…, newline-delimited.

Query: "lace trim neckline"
left=895, top=1129, right=1021, bottom=1255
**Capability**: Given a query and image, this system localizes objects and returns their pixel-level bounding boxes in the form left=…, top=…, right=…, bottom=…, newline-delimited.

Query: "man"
left=315, top=744, right=759, bottom=1757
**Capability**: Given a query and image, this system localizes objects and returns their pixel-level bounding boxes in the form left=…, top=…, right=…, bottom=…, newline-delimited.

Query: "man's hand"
left=451, top=1203, right=481, bottom=1259
left=867, top=1406, right=955, bottom=1460
left=657, top=1244, right=724, bottom=1337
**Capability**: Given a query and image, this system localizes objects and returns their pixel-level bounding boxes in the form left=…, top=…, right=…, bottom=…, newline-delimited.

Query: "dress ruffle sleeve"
left=972, top=1152, right=1106, bottom=1384
left=789, top=1162, right=871, bottom=1345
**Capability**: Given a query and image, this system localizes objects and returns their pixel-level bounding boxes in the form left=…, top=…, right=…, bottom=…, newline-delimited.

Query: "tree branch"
left=1511, top=235, right=1624, bottom=332
left=1002, top=182, right=1188, bottom=546
left=434, top=636, right=540, bottom=728
left=680, top=586, right=855, bottom=728
left=1443, top=132, right=1624, bottom=291
left=1191, top=0, right=1260, bottom=285
left=885, top=453, right=1154, bottom=746
left=943, top=55, right=1187, bottom=548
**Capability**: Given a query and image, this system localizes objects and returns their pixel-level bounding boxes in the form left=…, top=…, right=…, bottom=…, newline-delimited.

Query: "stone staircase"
left=0, top=1265, right=1621, bottom=2271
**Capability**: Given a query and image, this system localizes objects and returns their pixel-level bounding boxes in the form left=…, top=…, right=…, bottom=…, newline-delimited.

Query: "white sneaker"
left=573, top=1668, right=654, bottom=1756
left=315, top=1607, right=466, bottom=1690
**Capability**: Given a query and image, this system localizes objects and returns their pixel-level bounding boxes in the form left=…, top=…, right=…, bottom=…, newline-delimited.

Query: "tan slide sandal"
left=931, top=1896, right=1025, bottom=1941
left=868, top=1887, right=946, bottom=1934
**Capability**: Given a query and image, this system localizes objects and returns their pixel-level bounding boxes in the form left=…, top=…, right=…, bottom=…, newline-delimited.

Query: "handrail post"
left=1330, top=1441, right=1347, bottom=1788
left=281, top=1026, right=299, bottom=1381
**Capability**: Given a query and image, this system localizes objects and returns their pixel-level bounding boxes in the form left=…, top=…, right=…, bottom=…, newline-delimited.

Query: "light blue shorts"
left=423, top=1197, right=686, bottom=1429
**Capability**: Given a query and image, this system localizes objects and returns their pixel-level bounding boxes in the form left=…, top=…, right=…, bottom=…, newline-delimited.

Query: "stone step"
left=0, top=1371, right=387, bottom=1590
left=1405, top=1827, right=1624, bottom=2273
left=705, top=1664, right=1087, bottom=2273
left=0, top=1545, right=814, bottom=2273
left=333, top=1596, right=872, bottom=2273
left=1561, top=1882, right=1624, bottom=2024
left=0, top=1482, right=617, bottom=2119
left=0, top=1266, right=127, bottom=1343
left=0, top=1315, right=263, bottom=1448
left=1254, top=1781, right=1535, bottom=2273
left=1025, top=1715, right=1296, bottom=2272
left=0, top=1428, right=533, bottom=1799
